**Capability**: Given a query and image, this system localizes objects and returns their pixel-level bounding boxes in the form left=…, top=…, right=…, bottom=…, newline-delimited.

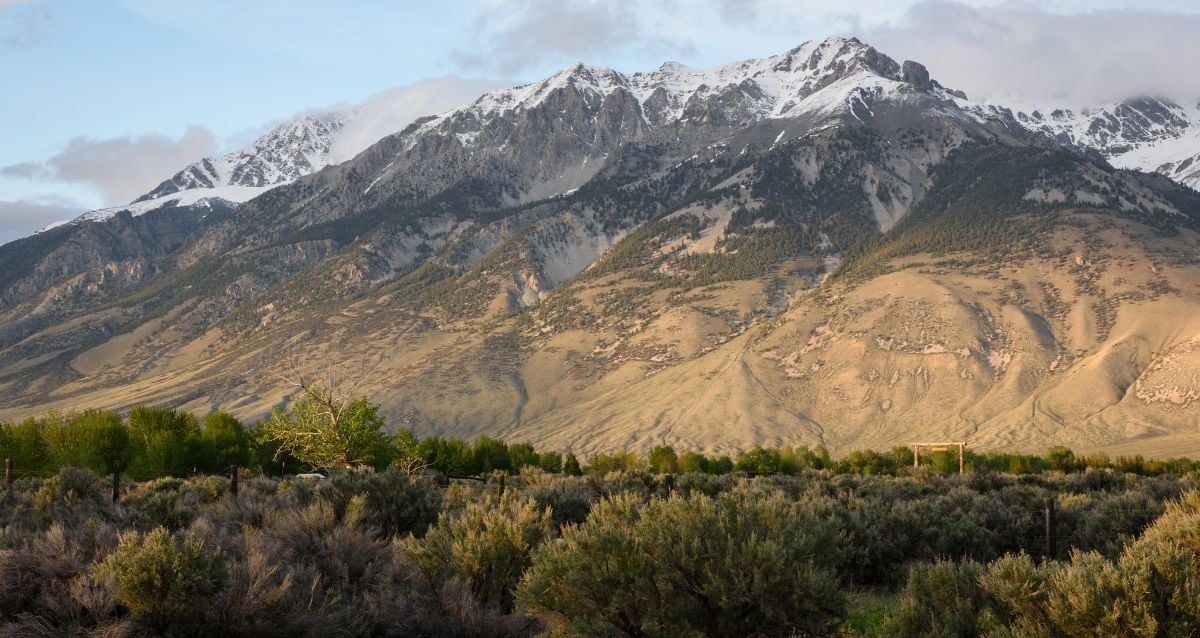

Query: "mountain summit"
left=135, top=113, right=347, bottom=204
left=2, top=38, right=1200, bottom=457
left=67, top=76, right=511, bottom=225
left=450, top=37, right=955, bottom=125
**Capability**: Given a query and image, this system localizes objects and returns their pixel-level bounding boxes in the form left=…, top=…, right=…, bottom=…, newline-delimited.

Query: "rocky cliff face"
left=3, top=38, right=1200, bottom=457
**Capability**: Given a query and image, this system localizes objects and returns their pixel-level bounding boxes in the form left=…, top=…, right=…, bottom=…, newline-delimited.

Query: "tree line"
left=3, top=390, right=1199, bottom=481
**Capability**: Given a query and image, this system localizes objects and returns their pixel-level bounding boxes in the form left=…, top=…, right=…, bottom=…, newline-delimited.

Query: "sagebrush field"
left=1, top=456, right=1199, bottom=635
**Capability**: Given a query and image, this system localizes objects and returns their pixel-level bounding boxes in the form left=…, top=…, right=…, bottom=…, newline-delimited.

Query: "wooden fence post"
left=497, top=473, right=505, bottom=498
left=1044, top=497, right=1057, bottom=559
left=230, top=465, right=239, bottom=499
left=112, top=461, right=121, bottom=505
left=4, top=458, right=11, bottom=493
left=664, top=474, right=675, bottom=496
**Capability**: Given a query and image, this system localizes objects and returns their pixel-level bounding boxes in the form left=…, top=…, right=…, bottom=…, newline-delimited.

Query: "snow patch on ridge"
left=405, top=37, right=952, bottom=147
left=1014, top=99, right=1200, bottom=190
left=79, top=185, right=275, bottom=223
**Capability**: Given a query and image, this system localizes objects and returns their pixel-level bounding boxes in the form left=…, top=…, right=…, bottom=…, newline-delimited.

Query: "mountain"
left=3, top=37, right=1200, bottom=459
left=1013, top=98, right=1200, bottom=190
left=127, top=113, right=347, bottom=209
left=0, top=75, right=507, bottom=350
left=72, top=75, right=511, bottom=224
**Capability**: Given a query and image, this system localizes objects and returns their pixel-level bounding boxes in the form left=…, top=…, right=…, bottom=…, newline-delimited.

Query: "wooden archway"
left=911, top=441, right=966, bottom=474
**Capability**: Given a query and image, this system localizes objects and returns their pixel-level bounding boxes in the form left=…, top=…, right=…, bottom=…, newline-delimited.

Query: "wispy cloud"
left=325, top=75, right=511, bottom=163
left=863, top=1, right=1200, bottom=104
left=4, top=126, right=218, bottom=205
left=452, top=0, right=695, bottom=77
left=0, top=161, right=50, bottom=179
left=0, top=0, right=50, bottom=50
left=0, top=0, right=45, bottom=10
left=0, top=197, right=85, bottom=245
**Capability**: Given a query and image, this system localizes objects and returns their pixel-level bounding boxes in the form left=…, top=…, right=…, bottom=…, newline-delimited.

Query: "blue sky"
left=2, top=0, right=1199, bottom=242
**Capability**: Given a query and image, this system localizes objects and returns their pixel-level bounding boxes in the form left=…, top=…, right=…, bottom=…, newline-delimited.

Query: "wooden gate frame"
left=912, top=441, right=966, bottom=474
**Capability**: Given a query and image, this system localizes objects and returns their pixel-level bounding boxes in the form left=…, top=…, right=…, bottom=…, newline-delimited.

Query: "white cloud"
left=0, top=161, right=49, bottom=179
left=0, top=197, right=85, bottom=246
left=2, top=73, right=508, bottom=212
left=326, top=75, right=512, bottom=163
left=3, top=126, right=218, bottom=205
left=452, top=0, right=695, bottom=76
left=862, top=1, right=1200, bottom=104
left=448, top=0, right=1200, bottom=105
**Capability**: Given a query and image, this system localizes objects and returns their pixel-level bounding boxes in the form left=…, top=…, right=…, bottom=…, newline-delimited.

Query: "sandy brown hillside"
left=370, top=210, right=1200, bottom=458
left=5, top=202, right=1200, bottom=459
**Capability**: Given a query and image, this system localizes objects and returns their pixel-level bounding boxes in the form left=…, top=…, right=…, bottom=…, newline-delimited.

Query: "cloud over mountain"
left=0, top=198, right=84, bottom=245
left=865, top=1, right=1200, bottom=104
left=449, top=0, right=1200, bottom=105
left=3, top=126, right=218, bottom=205
left=452, top=0, right=695, bottom=76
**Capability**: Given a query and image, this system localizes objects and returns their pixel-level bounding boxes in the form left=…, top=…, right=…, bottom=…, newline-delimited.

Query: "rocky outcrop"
left=902, top=60, right=932, bottom=92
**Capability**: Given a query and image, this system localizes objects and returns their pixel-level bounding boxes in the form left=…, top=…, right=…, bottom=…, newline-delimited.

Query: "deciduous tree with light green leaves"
left=257, top=380, right=391, bottom=470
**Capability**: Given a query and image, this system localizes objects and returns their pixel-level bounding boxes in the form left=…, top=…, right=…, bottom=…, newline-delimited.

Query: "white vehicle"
left=294, top=472, right=326, bottom=480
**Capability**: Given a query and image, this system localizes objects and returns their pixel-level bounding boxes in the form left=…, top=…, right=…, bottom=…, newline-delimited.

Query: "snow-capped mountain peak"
left=136, top=112, right=348, bottom=204
left=47, top=39, right=1200, bottom=239
left=412, top=37, right=960, bottom=148
left=1014, top=97, right=1200, bottom=190
left=59, top=76, right=512, bottom=228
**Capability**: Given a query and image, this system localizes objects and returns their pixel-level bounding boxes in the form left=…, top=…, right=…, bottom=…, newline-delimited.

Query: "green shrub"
left=976, top=552, right=1050, bottom=631
left=137, top=490, right=198, bottom=531
left=257, top=386, right=392, bottom=470
left=196, top=411, right=251, bottom=473
left=886, top=559, right=986, bottom=637
left=44, top=410, right=130, bottom=474
left=1058, top=490, right=1163, bottom=557
left=0, top=416, right=49, bottom=476
left=95, top=527, right=226, bottom=633
left=518, top=490, right=846, bottom=637
left=35, top=467, right=106, bottom=509
left=647, top=445, right=679, bottom=473
left=1112, top=490, right=1200, bottom=633
left=145, top=476, right=185, bottom=492
left=528, top=485, right=591, bottom=528
left=975, top=492, right=1200, bottom=636
left=402, top=493, right=551, bottom=611
left=535, top=451, right=563, bottom=473
left=562, top=452, right=582, bottom=476
left=266, top=496, right=386, bottom=596
left=319, top=468, right=442, bottom=538
left=1042, top=551, right=1133, bottom=636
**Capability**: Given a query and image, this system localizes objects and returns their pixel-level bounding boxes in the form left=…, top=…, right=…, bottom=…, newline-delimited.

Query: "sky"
left=1, top=0, right=1199, bottom=243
